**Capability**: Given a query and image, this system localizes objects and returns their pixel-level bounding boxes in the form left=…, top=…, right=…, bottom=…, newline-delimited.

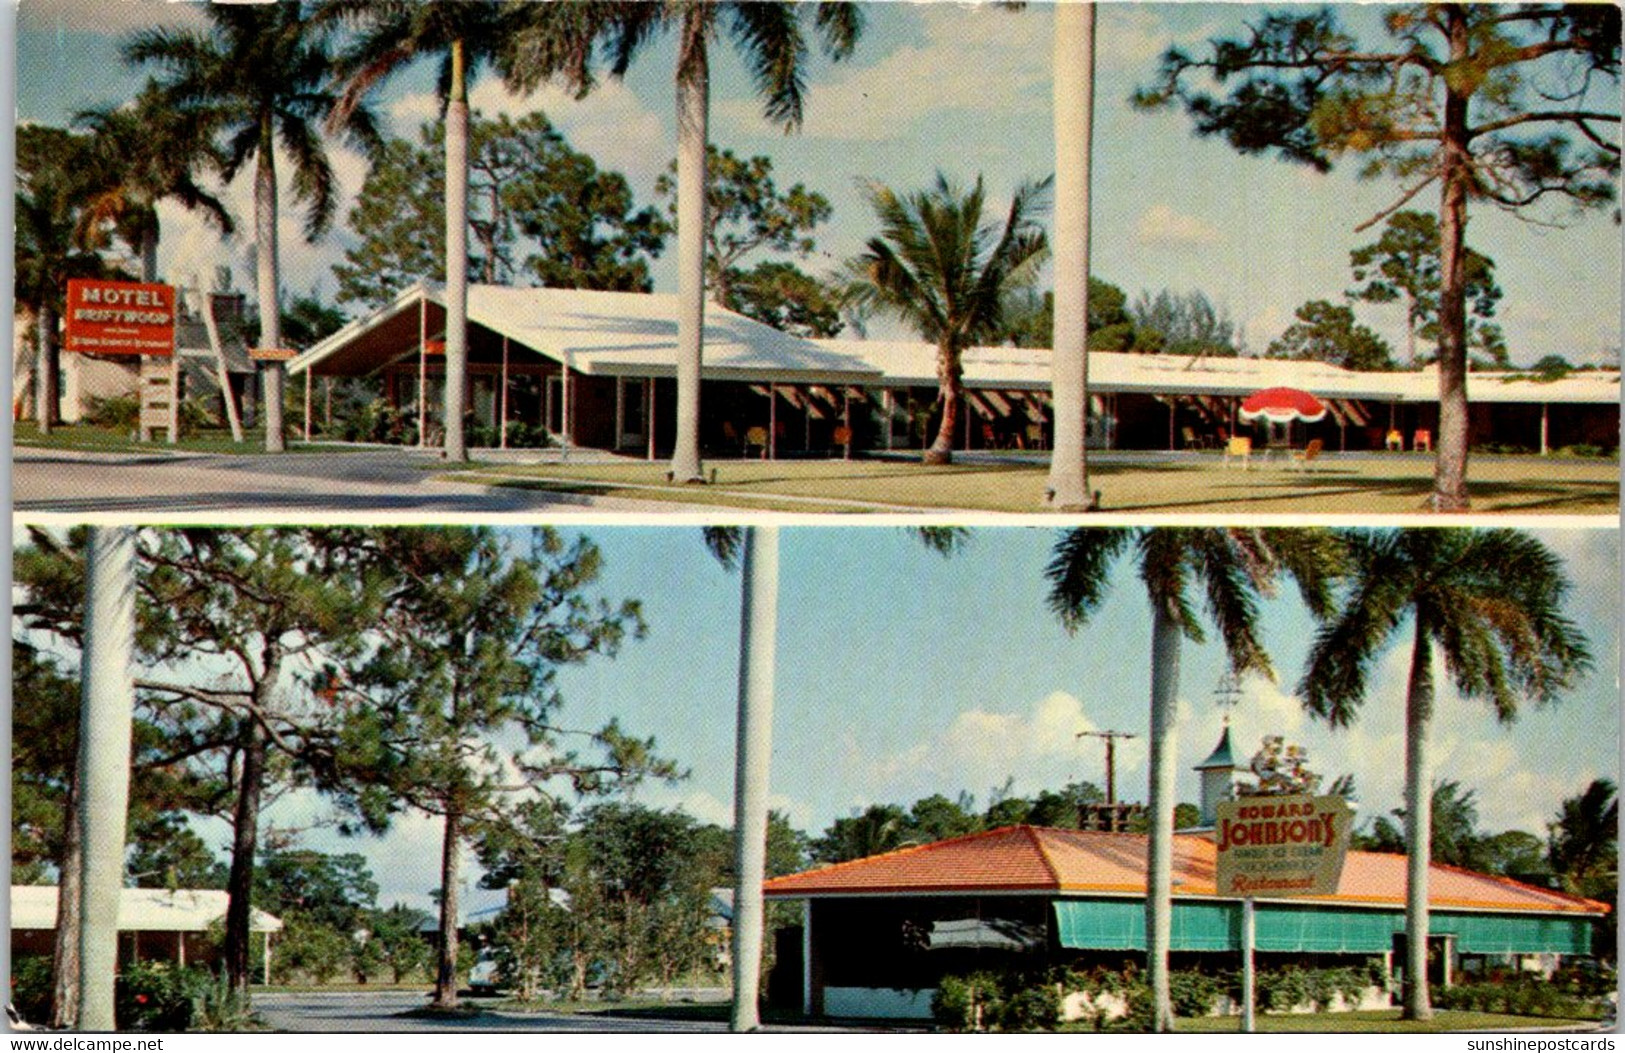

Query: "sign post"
left=1214, top=793, right=1353, bottom=1031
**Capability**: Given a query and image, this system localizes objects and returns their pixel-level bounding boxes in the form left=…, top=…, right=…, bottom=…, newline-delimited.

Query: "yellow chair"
left=1223, top=435, right=1253, bottom=469
left=744, top=426, right=769, bottom=458
left=1385, top=429, right=1404, bottom=452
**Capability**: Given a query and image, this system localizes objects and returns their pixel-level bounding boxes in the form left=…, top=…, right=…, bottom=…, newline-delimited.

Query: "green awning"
left=1054, top=899, right=1595, bottom=955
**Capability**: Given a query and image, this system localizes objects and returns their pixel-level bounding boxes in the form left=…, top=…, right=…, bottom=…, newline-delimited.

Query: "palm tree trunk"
left=1046, top=0, right=1098, bottom=510
left=255, top=115, right=286, bottom=454
left=1431, top=7, right=1471, bottom=512
left=73, top=526, right=137, bottom=1031
left=670, top=28, right=709, bottom=484
left=36, top=301, right=58, bottom=434
left=925, top=343, right=961, bottom=465
left=1145, top=600, right=1180, bottom=1033
left=443, top=38, right=470, bottom=463
left=139, top=226, right=160, bottom=285
left=1402, top=621, right=1434, bottom=1020
left=434, top=808, right=462, bottom=1008
left=730, top=526, right=779, bottom=1033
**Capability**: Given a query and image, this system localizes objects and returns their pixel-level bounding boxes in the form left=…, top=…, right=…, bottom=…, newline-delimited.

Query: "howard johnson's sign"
left=1214, top=793, right=1354, bottom=898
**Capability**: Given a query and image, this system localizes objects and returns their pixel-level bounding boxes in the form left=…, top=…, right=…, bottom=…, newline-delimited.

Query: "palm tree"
left=1047, top=1, right=1099, bottom=509
left=324, top=1, right=512, bottom=463
left=846, top=173, right=1049, bottom=465
left=1046, top=528, right=1339, bottom=1032
left=504, top=2, right=863, bottom=483
left=15, top=126, right=124, bottom=435
left=75, top=84, right=235, bottom=284
left=126, top=4, right=379, bottom=453
left=1299, top=529, right=1591, bottom=1021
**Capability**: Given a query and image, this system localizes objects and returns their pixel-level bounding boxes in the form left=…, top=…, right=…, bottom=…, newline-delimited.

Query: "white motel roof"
left=291, top=283, right=1619, bottom=406
left=290, top=281, right=881, bottom=385
left=10, top=886, right=283, bottom=934
left=832, top=339, right=1621, bottom=405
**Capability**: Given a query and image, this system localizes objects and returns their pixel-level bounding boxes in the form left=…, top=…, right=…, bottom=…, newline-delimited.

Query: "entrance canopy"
left=289, top=281, right=881, bottom=386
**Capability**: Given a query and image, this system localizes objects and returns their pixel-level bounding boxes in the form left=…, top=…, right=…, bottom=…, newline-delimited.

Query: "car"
left=468, top=949, right=501, bottom=996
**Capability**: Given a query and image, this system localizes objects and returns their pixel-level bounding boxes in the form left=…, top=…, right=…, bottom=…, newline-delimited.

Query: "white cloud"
left=1245, top=304, right=1294, bottom=344
left=1136, top=204, right=1220, bottom=248
left=722, top=5, right=1048, bottom=143
left=21, top=0, right=204, bottom=35
left=156, top=137, right=372, bottom=303
left=841, top=691, right=1148, bottom=806
left=390, top=78, right=667, bottom=193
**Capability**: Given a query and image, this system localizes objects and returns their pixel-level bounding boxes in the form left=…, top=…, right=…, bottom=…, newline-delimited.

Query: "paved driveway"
left=13, top=448, right=706, bottom=515
left=250, top=991, right=889, bottom=1033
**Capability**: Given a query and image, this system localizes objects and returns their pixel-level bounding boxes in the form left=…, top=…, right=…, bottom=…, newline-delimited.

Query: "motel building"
left=10, top=886, right=283, bottom=974
left=759, top=729, right=1608, bottom=1022
left=288, top=281, right=1621, bottom=458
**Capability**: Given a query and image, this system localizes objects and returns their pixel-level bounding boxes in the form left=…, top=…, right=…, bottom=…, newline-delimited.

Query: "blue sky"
left=296, top=525, right=1615, bottom=911
left=15, top=1, right=1622, bottom=366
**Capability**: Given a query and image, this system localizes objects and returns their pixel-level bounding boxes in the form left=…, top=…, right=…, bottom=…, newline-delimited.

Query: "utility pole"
left=1078, top=729, right=1138, bottom=805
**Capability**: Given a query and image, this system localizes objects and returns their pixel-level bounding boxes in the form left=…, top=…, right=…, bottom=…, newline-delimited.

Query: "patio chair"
left=1413, top=428, right=1432, bottom=452
left=1385, top=429, right=1404, bottom=452
left=1289, top=438, right=1324, bottom=471
left=1181, top=425, right=1209, bottom=450
left=1222, top=435, right=1252, bottom=469
left=744, top=426, right=769, bottom=459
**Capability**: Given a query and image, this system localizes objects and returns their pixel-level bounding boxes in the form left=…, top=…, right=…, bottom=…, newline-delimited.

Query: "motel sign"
left=65, top=279, right=176, bottom=356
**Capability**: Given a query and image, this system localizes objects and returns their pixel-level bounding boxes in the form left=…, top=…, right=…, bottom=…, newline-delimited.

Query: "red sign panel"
left=423, top=340, right=446, bottom=356
left=65, top=280, right=176, bottom=357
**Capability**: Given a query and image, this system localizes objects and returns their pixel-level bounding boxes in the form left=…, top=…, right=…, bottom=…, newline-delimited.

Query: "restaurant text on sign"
left=65, top=279, right=176, bottom=357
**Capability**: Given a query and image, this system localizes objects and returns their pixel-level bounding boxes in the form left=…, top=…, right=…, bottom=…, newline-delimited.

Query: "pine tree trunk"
left=140, top=226, right=160, bottom=285
left=434, top=808, right=462, bottom=1008
left=925, top=342, right=962, bottom=465
left=223, top=714, right=268, bottom=999
left=1402, top=622, right=1435, bottom=1020
left=1045, top=0, right=1098, bottom=510
left=1431, top=7, right=1471, bottom=512
left=256, top=114, right=285, bottom=454
left=730, top=527, right=779, bottom=1033
left=443, top=38, right=470, bottom=463
left=1145, top=601, right=1181, bottom=1033
left=50, top=768, right=83, bottom=1029
left=670, top=26, right=709, bottom=483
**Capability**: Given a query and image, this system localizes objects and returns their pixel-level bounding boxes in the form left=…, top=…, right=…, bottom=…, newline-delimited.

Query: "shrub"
left=997, top=981, right=1061, bottom=1032
left=86, top=395, right=141, bottom=433
left=10, top=954, right=53, bottom=1026
left=116, top=961, right=209, bottom=1031
left=932, top=972, right=1002, bottom=1031
left=1168, top=969, right=1224, bottom=1017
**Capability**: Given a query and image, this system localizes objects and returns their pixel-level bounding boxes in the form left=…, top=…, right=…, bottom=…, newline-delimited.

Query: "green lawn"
left=449, top=453, right=1619, bottom=516
left=13, top=424, right=327, bottom=456
left=1163, top=1009, right=1605, bottom=1033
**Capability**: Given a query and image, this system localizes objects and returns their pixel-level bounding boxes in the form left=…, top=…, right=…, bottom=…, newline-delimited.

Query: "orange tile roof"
left=763, top=825, right=1606, bottom=915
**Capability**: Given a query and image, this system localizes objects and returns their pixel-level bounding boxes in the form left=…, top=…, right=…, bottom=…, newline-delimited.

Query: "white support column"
left=1241, top=897, right=1256, bottom=1032
left=418, top=296, right=428, bottom=448
left=768, top=384, right=778, bottom=460
left=802, top=899, right=814, bottom=1018
left=615, top=377, right=626, bottom=452
left=647, top=379, right=657, bottom=461
left=1540, top=402, right=1549, bottom=456
left=500, top=336, right=510, bottom=450
left=561, top=350, right=573, bottom=462
left=302, top=369, right=312, bottom=442
left=75, top=526, right=137, bottom=1031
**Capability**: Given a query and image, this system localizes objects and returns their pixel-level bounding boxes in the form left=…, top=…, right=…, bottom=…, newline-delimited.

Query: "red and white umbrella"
left=1238, top=387, right=1327, bottom=425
